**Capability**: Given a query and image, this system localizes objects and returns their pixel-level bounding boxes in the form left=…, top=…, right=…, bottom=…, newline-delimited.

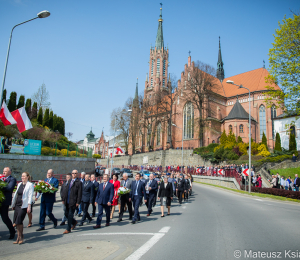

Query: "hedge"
left=242, top=186, right=300, bottom=200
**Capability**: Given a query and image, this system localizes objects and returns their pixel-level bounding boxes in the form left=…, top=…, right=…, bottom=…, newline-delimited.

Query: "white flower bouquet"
left=117, top=187, right=131, bottom=196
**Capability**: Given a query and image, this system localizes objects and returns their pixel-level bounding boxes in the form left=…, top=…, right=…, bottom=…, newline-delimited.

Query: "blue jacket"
left=41, top=177, right=59, bottom=203
left=130, top=180, right=147, bottom=200
left=95, top=182, right=114, bottom=205
left=2, top=175, right=16, bottom=206
left=81, top=181, right=95, bottom=203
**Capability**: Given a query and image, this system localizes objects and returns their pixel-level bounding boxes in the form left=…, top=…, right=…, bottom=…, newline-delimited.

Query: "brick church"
left=128, top=6, right=282, bottom=155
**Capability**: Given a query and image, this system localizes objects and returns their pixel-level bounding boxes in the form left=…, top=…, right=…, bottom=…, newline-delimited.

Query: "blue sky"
left=0, top=0, right=299, bottom=142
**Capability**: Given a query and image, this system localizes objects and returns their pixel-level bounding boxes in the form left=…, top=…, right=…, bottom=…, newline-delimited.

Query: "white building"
left=77, top=128, right=99, bottom=154
left=273, top=114, right=300, bottom=150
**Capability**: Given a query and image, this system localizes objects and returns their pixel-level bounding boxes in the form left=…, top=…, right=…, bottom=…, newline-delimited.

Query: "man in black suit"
left=0, top=167, right=16, bottom=239
left=117, top=173, right=133, bottom=222
left=91, top=174, right=99, bottom=217
left=145, top=173, right=158, bottom=216
left=60, top=174, right=71, bottom=226
left=79, top=173, right=94, bottom=226
left=176, top=174, right=186, bottom=204
left=62, top=170, right=82, bottom=234
left=130, top=173, right=147, bottom=224
left=93, top=174, right=114, bottom=229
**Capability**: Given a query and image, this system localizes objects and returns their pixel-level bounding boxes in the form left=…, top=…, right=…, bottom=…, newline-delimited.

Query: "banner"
left=24, top=139, right=42, bottom=155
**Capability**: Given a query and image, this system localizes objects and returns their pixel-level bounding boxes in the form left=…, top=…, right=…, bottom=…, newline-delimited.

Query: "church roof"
left=223, top=99, right=256, bottom=121
left=155, top=6, right=164, bottom=49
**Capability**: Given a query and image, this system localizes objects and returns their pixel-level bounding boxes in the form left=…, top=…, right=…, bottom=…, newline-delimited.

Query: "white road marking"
left=182, top=206, right=186, bottom=209
left=254, top=199, right=263, bottom=201
left=78, top=232, right=155, bottom=236
left=159, top=226, right=170, bottom=233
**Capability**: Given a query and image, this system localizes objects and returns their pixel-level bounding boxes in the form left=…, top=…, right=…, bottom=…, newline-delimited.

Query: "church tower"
left=216, top=36, right=225, bottom=82
left=144, top=4, right=169, bottom=100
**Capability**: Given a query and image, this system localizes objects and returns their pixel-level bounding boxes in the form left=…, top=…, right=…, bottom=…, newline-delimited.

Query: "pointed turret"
left=155, top=4, right=164, bottom=50
left=135, top=78, right=138, bottom=99
left=216, top=36, right=225, bottom=82
left=133, top=78, right=139, bottom=108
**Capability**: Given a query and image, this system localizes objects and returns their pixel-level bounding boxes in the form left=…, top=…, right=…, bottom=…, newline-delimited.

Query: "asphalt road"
left=0, top=183, right=299, bottom=260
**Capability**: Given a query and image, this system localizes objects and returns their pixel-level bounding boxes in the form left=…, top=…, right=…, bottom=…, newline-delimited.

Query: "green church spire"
left=216, top=36, right=225, bottom=82
left=155, top=4, right=164, bottom=50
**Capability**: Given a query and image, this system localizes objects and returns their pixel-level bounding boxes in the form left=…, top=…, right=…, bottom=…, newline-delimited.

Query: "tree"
left=57, top=116, right=65, bottom=136
left=53, top=114, right=58, bottom=131
left=3, top=89, right=6, bottom=103
left=289, top=133, right=297, bottom=151
left=49, top=111, right=53, bottom=129
left=25, top=98, right=31, bottom=116
left=31, top=102, right=38, bottom=119
left=32, top=83, right=51, bottom=110
left=37, top=107, right=43, bottom=125
left=265, top=14, right=300, bottom=116
left=7, top=91, right=17, bottom=112
left=261, top=132, right=268, bottom=151
left=227, top=130, right=236, bottom=143
left=43, top=108, right=50, bottom=127
left=182, top=61, right=220, bottom=147
left=237, top=136, right=243, bottom=143
left=17, top=95, right=25, bottom=109
left=220, top=130, right=227, bottom=145
left=274, top=132, right=282, bottom=152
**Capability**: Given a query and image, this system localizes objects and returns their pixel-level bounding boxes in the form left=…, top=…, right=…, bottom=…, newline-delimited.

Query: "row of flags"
left=0, top=101, right=32, bottom=133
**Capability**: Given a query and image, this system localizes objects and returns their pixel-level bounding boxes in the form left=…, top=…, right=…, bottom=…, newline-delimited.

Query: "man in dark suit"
left=36, top=169, right=59, bottom=231
left=0, top=167, right=16, bottom=239
left=93, top=174, right=114, bottom=229
left=145, top=173, right=158, bottom=216
left=62, top=170, right=82, bottom=234
left=79, top=173, right=94, bottom=226
left=91, top=174, right=99, bottom=217
left=117, top=173, right=133, bottom=222
left=60, top=174, right=71, bottom=226
left=176, top=174, right=186, bottom=204
left=130, top=173, right=147, bottom=224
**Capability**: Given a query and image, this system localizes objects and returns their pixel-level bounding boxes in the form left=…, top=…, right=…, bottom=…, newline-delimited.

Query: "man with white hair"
left=145, top=173, right=158, bottom=216
left=117, top=173, right=133, bottom=222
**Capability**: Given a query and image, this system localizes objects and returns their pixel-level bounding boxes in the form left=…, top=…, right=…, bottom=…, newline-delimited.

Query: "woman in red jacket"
left=109, top=174, right=120, bottom=219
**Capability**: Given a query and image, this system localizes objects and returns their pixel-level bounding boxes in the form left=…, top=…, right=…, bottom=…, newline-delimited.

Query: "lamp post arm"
left=1, top=16, right=38, bottom=106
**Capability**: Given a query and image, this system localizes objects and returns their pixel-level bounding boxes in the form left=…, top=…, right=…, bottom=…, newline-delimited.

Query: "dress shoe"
left=131, top=220, right=136, bottom=224
left=137, top=217, right=141, bottom=221
left=92, top=214, right=95, bottom=218
left=87, top=219, right=92, bottom=224
left=78, top=222, right=83, bottom=226
left=77, top=213, right=82, bottom=217
left=71, top=221, right=78, bottom=230
left=117, top=219, right=122, bottom=222
left=93, top=225, right=101, bottom=229
left=161, top=215, right=165, bottom=217
left=53, top=220, right=58, bottom=228
left=105, top=223, right=110, bottom=226
left=60, top=222, right=66, bottom=226
left=129, top=217, right=132, bottom=220
left=9, top=231, right=16, bottom=239
left=63, top=230, right=71, bottom=234
left=36, top=227, right=45, bottom=231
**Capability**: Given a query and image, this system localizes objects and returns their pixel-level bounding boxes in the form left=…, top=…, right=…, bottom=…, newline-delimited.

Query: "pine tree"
left=2, top=89, right=6, bottom=103
left=31, top=102, right=38, bottom=119
left=262, top=132, right=268, bottom=151
left=43, top=108, right=50, bottom=127
left=53, top=114, right=58, bottom=130
left=17, top=95, right=25, bottom=109
left=7, top=92, right=17, bottom=112
left=49, top=111, right=53, bottom=130
left=37, top=107, right=43, bottom=125
left=57, top=117, right=65, bottom=135
left=274, top=133, right=282, bottom=152
left=227, top=130, right=236, bottom=143
left=220, top=130, right=228, bottom=145
left=25, top=98, right=31, bottom=115
left=237, top=136, right=243, bottom=143
left=289, top=133, right=297, bottom=151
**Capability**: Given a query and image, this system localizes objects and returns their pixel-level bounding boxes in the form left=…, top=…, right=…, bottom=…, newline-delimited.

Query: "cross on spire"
left=263, top=60, right=265, bottom=68
left=188, top=50, right=191, bottom=57
left=160, top=3, right=163, bottom=8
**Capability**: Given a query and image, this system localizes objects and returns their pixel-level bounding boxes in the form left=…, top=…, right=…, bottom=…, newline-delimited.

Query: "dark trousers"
left=96, top=204, right=111, bottom=225
left=146, top=193, right=156, bottom=214
left=119, top=194, right=133, bottom=220
left=178, top=191, right=183, bottom=204
left=184, top=190, right=189, bottom=200
left=132, top=195, right=141, bottom=221
left=39, top=201, right=57, bottom=227
left=64, top=203, right=76, bottom=232
left=0, top=205, right=14, bottom=235
left=92, top=197, right=97, bottom=215
left=80, top=202, right=92, bottom=223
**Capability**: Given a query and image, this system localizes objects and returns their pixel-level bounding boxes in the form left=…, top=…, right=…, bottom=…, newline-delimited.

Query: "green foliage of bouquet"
left=34, top=181, right=58, bottom=193
left=0, top=179, right=8, bottom=206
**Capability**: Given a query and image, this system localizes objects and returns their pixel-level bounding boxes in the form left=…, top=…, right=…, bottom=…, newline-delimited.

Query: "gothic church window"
left=259, top=105, right=266, bottom=139
left=156, top=122, right=161, bottom=146
left=229, top=125, right=233, bottom=132
left=183, top=102, right=194, bottom=139
left=151, top=60, right=154, bottom=75
left=163, top=60, right=166, bottom=76
left=157, top=58, right=160, bottom=74
left=239, top=124, right=244, bottom=133
left=271, top=105, right=277, bottom=139
left=151, top=78, right=153, bottom=87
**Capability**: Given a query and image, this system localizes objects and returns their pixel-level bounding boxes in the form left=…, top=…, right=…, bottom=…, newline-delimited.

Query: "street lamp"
left=226, top=80, right=251, bottom=193
left=1, top=10, right=51, bottom=106
left=172, top=123, right=183, bottom=173
left=110, top=115, right=117, bottom=178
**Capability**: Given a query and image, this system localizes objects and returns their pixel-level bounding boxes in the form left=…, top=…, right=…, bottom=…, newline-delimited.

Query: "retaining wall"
left=193, top=175, right=241, bottom=190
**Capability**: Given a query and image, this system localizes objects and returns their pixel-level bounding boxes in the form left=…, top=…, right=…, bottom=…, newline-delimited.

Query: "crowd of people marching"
left=0, top=166, right=193, bottom=244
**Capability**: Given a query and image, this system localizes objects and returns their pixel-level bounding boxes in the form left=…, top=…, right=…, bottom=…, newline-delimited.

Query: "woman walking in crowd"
left=11, top=172, right=34, bottom=244
left=109, top=174, right=120, bottom=219
left=158, top=176, right=173, bottom=217
left=256, top=174, right=262, bottom=188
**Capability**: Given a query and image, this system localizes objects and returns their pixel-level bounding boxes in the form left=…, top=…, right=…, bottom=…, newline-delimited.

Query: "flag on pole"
left=0, top=101, right=16, bottom=126
left=115, top=146, right=124, bottom=155
left=11, top=107, right=32, bottom=133
left=243, top=168, right=249, bottom=177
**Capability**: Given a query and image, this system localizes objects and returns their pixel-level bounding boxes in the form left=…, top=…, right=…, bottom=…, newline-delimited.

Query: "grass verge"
left=195, top=181, right=300, bottom=203
left=269, top=167, right=300, bottom=179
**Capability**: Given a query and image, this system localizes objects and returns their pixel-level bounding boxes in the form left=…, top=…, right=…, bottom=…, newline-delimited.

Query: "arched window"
left=156, top=122, right=161, bottom=146
left=183, top=102, right=194, bottom=139
left=271, top=105, right=277, bottom=139
left=157, top=58, right=160, bottom=74
left=229, top=125, right=233, bottom=132
left=212, top=140, right=215, bottom=143
left=290, top=125, right=296, bottom=136
left=239, top=124, right=244, bottom=133
left=163, top=60, right=166, bottom=76
left=147, top=124, right=151, bottom=146
left=188, top=72, right=190, bottom=81
left=151, top=78, right=153, bottom=87
left=151, top=60, right=154, bottom=75
left=259, top=105, right=266, bottom=139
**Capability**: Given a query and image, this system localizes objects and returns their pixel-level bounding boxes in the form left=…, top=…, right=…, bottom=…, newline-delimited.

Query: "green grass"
left=195, top=181, right=300, bottom=203
left=270, top=167, right=300, bottom=179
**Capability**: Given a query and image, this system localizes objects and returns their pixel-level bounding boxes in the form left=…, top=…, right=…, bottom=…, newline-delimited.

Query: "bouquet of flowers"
left=0, top=174, right=8, bottom=206
left=117, top=187, right=131, bottom=196
left=34, top=180, right=58, bottom=194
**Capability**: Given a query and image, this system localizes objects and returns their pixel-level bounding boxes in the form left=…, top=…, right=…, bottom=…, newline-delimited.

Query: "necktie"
left=135, top=181, right=139, bottom=194
left=70, top=179, right=74, bottom=188
left=124, top=180, right=127, bottom=187
left=149, top=180, right=152, bottom=185
left=103, top=182, right=106, bottom=190
left=85, top=182, right=88, bottom=187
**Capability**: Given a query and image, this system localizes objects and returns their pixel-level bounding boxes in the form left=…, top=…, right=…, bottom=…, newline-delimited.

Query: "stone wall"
left=99, top=149, right=207, bottom=167
left=0, top=154, right=96, bottom=181
left=193, top=175, right=240, bottom=190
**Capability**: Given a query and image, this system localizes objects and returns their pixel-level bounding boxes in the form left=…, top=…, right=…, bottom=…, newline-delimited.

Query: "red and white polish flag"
left=0, top=101, right=17, bottom=126
left=11, top=107, right=32, bottom=133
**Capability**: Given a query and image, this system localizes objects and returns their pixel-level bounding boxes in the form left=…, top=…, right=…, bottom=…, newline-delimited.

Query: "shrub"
left=249, top=187, right=300, bottom=200
left=261, top=132, right=268, bottom=151
left=289, top=133, right=297, bottom=151
left=69, top=151, right=76, bottom=157
left=41, top=147, right=51, bottom=155
left=274, top=133, right=282, bottom=152
left=61, top=149, right=68, bottom=156
left=227, top=130, right=236, bottom=143
left=80, top=154, right=87, bottom=157
left=237, top=142, right=248, bottom=155
left=224, top=142, right=236, bottom=150
left=233, top=145, right=243, bottom=157
left=220, top=130, right=227, bottom=145
left=257, top=144, right=271, bottom=157
left=92, top=154, right=101, bottom=159
left=51, top=149, right=61, bottom=155
left=237, top=136, right=243, bottom=143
